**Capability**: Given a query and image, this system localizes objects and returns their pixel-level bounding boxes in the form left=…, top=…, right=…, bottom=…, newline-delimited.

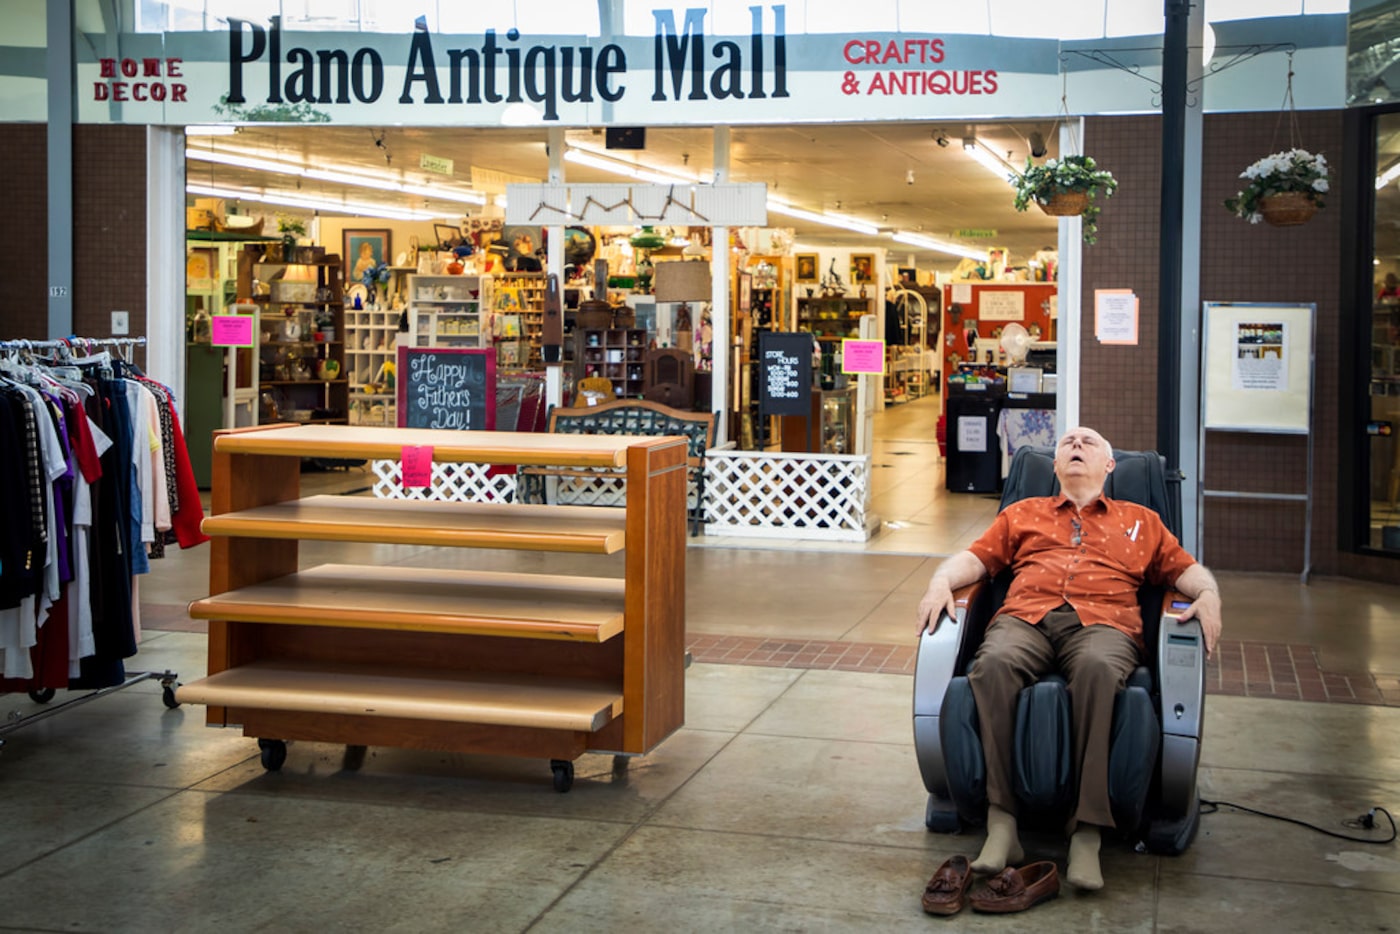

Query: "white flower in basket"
left=1225, top=148, right=1330, bottom=225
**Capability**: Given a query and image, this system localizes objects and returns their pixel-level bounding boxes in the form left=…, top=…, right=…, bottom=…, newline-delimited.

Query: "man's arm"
left=916, top=550, right=990, bottom=634
left=1172, top=563, right=1222, bottom=658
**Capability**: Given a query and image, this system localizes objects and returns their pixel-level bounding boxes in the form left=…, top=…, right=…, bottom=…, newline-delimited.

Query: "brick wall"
left=0, top=124, right=48, bottom=340
left=0, top=124, right=147, bottom=359
left=1082, top=111, right=1395, bottom=581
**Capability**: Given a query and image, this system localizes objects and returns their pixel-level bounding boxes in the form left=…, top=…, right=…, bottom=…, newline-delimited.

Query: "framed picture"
left=344, top=229, right=391, bottom=287
left=850, top=253, right=875, bottom=284
left=795, top=253, right=819, bottom=283
left=434, top=223, right=465, bottom=250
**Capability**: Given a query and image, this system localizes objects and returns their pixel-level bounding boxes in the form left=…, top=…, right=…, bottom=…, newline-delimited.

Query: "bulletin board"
left=1201, top=302, right=1314, bottom=433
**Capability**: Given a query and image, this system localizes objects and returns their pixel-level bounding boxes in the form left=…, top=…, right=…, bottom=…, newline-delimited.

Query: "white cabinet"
left=407, top=274, right=491, bottom=349
left=345, top=306, right=400, bottom=426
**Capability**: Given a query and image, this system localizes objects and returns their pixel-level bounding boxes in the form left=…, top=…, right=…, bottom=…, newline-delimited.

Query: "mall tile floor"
left=2, top=395, right=1399, bottom=932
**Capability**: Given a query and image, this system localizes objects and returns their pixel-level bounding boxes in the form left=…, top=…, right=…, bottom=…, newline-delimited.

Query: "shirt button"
left=1079, top=547, right=1086, bottom=553
left=1068, top=574, right=1075, bottom=581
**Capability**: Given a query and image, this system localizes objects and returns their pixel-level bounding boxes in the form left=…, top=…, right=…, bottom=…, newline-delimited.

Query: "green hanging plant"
left=1011, top=155, right=1118, bottom=245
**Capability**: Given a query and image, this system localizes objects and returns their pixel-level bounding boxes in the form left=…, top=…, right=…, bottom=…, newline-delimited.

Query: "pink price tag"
left=400, top=445, right=434, bottom=488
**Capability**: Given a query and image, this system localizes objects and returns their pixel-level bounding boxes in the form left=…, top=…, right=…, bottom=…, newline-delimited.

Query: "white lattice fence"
left=704, top=451, right=876, bottom=541
left=372, top=459, right=518, bottom=502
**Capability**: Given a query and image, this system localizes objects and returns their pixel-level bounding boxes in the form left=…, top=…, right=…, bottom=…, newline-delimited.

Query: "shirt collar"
left=1052, top=492, right=1110, bottom=513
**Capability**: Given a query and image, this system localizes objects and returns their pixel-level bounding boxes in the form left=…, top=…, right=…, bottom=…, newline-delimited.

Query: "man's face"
left=1054, top=428, right=1115, bottom=487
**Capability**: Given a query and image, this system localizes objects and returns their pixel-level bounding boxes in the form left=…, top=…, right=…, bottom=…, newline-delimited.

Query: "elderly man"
left=916, top=427, right=1222, bottom=891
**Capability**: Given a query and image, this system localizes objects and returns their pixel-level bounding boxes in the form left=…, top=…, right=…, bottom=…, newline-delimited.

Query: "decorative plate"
left=346, top=283, right=369, bottom=306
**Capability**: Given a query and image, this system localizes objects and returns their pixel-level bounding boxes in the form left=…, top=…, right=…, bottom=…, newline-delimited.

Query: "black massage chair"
left=911, top=446, right=1206, bottom=855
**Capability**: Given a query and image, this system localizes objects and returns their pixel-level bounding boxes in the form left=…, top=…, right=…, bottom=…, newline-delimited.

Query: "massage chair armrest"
left=1152, top=590, right=1207, bottom=828
left=913, top=581, right=989, bottom=717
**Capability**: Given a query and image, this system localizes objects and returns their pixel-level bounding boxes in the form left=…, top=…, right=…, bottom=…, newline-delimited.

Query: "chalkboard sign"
left=758, top=332, right=813, bottom=417
left=396, top=347, right=497, bottom=430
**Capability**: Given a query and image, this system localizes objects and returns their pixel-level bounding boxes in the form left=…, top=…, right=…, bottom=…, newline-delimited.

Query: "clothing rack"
left=0, top=334, right=181, bottom=756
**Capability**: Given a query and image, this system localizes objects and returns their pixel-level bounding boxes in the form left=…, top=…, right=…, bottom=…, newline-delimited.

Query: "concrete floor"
left=2, top=395, right=1398, bottom=932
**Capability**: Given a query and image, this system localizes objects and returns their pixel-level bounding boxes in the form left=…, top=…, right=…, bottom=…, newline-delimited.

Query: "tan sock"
left=972, top=805, right=1024, bottom=874
left=1067, top=824, right=1104, bottom=890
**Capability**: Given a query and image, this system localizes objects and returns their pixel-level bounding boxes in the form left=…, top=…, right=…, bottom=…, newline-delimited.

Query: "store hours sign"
left=758, top=332, right=812, bottom=417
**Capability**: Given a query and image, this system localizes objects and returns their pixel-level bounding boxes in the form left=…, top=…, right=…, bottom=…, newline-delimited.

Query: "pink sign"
left=841, top=339, right=886, bottom=374
left=400, top=445, right=434, bottom=488
left=210, top=314, right=254, bottom=347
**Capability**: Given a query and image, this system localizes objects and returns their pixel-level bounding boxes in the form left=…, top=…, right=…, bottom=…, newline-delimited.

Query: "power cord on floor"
left=1200, top=800, right=1397, bottom=845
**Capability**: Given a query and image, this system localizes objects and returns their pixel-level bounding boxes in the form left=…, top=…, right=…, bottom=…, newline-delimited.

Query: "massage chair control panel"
left=1158, top=604, right=1205, bottom=738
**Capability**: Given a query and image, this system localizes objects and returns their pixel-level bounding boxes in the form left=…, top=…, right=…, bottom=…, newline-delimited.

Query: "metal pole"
left=1159, top=0, right=1189, bottom=519
left=46, top=0, right=74, bottom=339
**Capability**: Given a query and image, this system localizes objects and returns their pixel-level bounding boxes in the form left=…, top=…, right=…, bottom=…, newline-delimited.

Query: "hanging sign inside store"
left=953, top=229, right=998, bottom=239
left=841, top=339, right=885, bottom=374
left=757, top=332, right=813, bottom=417
left=396, top=346, right=496, bottom=431
left=419, top=153, right=454, bottom=175
left=210, top=308, right=256, bottom=348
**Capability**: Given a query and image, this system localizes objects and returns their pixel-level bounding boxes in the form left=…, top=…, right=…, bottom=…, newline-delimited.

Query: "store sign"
left=954, top=229, right=998, bottom=239
left=396, top=347, right=496, bottom=430
left=210, top=309, right=256, bottom=348
left=757, top=331, right=812, bottom=417
left=841, top=339, right=885, bottom=374
left=419, top=153, right=454, bottom=175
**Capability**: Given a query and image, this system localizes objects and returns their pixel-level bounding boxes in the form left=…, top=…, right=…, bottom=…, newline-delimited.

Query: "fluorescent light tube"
left=891, top=230, right=988, bottom=261
left=963, top=138, right=1019, bottom=183
left=186, top=183, right=443, bottom=221
left=767, top=201, right=880, bottom=236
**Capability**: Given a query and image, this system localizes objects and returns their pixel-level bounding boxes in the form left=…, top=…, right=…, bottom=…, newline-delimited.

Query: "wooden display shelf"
left=178, top=660, right=623, bottom=732
left=215, top=423, right=640, bottom=468
left=202, top=496, right=626, bottom=553
left=189, top=563, right=625, bottom=642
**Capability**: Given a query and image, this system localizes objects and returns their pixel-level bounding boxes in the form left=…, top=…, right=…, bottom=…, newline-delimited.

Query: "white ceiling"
left=186, top=119, right=1067, bottom=271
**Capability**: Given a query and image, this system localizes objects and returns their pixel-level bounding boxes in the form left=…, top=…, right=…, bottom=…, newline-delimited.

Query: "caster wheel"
left=343, top=745, right=367, bottom=771
left=550, top=758, right=574, bottom=793
left=28, top=688, right=55, bottom=704
left=258, top=738, right=287, bottom=772
left=161, top=683, right=180, bottom=709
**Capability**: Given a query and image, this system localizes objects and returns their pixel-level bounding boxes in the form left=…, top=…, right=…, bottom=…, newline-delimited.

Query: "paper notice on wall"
left=1230, top=321, right=1288, bottom=391
left=958, top=415, right=988, bottom=453
left=952, top=283, right=973, bottom=305
left=1094, top=289, right=1138, bottom=344
left=979, top=291, right=1025, bottom=321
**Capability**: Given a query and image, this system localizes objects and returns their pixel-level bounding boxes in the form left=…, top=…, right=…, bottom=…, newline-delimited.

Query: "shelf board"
left=189, top=562, right=626, bottom=642
left=176, top=660, right=623, bottom=732
left=214, top=423, right=670, bottom=467
left=203, top=495, right=626, bottom=553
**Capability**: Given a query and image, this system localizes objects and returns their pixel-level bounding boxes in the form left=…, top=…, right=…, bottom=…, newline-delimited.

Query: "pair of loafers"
left=921, top=856, right=1060, bottom=916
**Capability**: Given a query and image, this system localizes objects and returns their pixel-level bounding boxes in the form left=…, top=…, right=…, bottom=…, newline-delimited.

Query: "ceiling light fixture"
left=767, top=201, right=880, bottom=236
left=187, top=148, right=486, bottom=206
left=186, top=183, right=444, bottom=222
left=963, top=138, right=1020, bottom=183
left=891, top=230, right=988, bottom=261
left=563, top=146, right=695, bottom=185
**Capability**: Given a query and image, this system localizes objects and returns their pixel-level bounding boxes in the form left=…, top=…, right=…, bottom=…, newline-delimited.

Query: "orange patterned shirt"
left=967, top=494, right=1197, bottom=645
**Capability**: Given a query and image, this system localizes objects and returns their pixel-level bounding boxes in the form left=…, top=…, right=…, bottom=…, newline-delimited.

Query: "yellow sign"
left=954, top=228, right=998, bottom=239
left=419, top=153, right=454, bottom=175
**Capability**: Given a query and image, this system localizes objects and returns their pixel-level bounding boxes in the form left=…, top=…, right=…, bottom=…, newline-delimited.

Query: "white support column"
left=1055, top=119, right=1084, bottom=437
left=712, top=126, right=732, bottom=443
left=146, top=126, right=186, bottom=412
left=545, top=126, right=566, bottom=411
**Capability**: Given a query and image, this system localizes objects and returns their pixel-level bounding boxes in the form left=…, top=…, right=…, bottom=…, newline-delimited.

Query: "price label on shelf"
left=400, top=445, right=434, bottom=488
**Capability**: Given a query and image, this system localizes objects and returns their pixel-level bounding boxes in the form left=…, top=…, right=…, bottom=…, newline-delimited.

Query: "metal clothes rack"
left=0, top=334, right=180, bottom=755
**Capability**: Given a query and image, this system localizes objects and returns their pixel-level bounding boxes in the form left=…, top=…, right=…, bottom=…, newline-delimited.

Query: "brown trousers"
left=967, top=607, right=1140, bottom=830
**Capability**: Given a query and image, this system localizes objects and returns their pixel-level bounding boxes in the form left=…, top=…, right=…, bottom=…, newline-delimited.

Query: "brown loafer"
left=921, top=855, right=973, bottom=915
left=968, top=860, right=1060, bottom=914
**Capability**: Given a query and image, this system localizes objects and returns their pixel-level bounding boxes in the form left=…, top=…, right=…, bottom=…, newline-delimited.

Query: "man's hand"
left=1176, top=589, right=1222, bottom=658
left=915, top=551, right=988, bottom=635
left=916, top=577, right=958, bottom=635
left=1173, top=564, right=1223, bottom=658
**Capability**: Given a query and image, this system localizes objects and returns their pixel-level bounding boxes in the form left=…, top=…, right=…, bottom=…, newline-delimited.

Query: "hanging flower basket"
left=1011, top=155, right=1118, bottom=244
left=1038, top=191, right=1091, bottom=217
left=1224, top=149, right=1329, bottom=226
left=1257, top=191, right=1318, bottom=227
